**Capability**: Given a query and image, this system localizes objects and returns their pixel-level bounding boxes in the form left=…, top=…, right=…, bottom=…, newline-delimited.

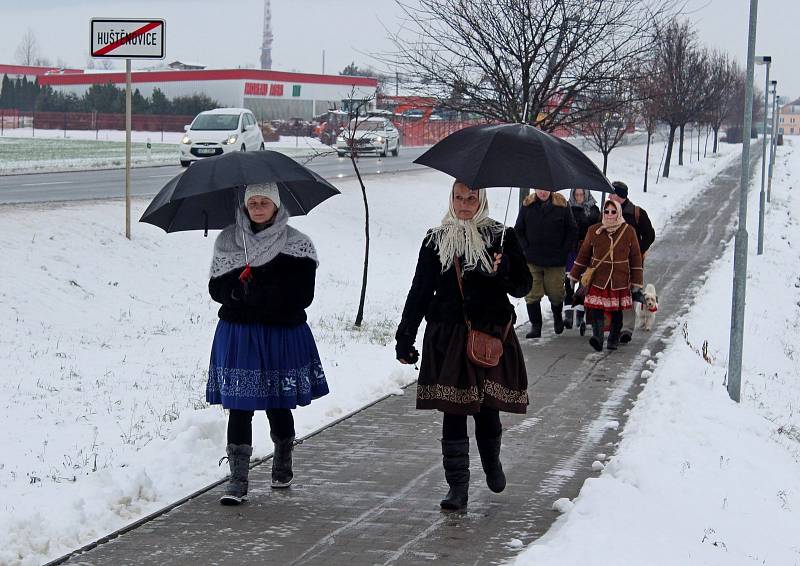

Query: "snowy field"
left=514, top=140, right=800, bottom=565
left=0, top=137, right=742, bottom=564
left=0, top=129, right=331, bottom=174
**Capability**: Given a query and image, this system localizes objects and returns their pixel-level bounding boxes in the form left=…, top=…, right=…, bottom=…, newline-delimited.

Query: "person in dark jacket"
left=207, top=182, right=329, bottom=505
left=514, top=189, right=577, bottom=338
left=565, top=188, right=600, bottom=333
left=395, top=180, right=532, bottom=511
left=609, top=181, right=655, bottom=343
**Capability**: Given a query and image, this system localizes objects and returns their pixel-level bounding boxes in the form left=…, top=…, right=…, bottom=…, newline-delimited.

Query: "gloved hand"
left=631, top=287, right=645, bottom=303
left=395, top=335, right=419, bottom=364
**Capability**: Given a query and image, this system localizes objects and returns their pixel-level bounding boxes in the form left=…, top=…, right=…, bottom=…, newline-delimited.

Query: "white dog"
left=636, top=283, right=659, bottom=331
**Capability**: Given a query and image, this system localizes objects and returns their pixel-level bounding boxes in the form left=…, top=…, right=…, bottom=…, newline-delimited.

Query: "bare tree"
left=577, top=84, right=634, bottom=174
left=651, top=20, right=704, bottom=178
left=14, top=29, right=41, bottom=66
left=386, top=0, right=676, bottom=131
left=702, top=51, right=741, bottom=154
left=635, top=68, right=663, bottom=191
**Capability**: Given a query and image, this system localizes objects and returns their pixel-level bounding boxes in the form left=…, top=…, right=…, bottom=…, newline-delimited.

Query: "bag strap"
left=592, top=224, right=628, bottom=266
left=454, top=256, right=512, bottom=340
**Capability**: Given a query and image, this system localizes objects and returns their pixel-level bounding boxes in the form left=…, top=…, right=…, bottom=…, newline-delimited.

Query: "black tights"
left=587, top=309, right=623, bottom=329
left=442, top=406, right=502, bottom=441
left=227, top=409, right=295, bottom=446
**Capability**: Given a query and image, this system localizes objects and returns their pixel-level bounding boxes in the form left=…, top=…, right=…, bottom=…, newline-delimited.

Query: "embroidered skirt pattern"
left=584, top=286, right=633, bottom=311
left=207, top=320, right=329, bottom=410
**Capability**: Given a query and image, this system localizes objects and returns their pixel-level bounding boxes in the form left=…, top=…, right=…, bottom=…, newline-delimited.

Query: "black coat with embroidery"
left=395, top=228, right=532, bottom=348
left=208, top=253, right=316, bottom=325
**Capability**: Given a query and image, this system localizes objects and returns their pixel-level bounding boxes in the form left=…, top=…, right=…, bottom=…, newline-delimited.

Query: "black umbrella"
left=413, top=123, right=613, bottom=192
left=140, top=150, right=340, bottom=233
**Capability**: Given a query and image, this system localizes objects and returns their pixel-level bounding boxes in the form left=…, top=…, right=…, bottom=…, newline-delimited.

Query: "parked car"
left=335, top=117, right=401, bottom=157
left=179, top=108, right=264, bottom=167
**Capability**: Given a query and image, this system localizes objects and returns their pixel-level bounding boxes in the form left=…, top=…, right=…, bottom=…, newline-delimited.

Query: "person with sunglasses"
left=568, top=199, right=643, bottom=351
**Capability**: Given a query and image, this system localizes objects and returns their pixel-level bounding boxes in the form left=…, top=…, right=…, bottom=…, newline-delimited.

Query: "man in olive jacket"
left=514, top=189, right=577, bottom=338
left=610, top=181, right=656, bottom=343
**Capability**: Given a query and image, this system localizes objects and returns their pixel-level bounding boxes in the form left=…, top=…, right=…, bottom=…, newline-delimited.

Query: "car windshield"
left=352, top=121, right=384, bottom=131
left=191, top=114, right=240, bottom=131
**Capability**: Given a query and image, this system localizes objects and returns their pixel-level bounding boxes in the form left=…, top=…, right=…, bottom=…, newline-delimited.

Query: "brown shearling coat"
left=570, top=223, right=643, bottom=290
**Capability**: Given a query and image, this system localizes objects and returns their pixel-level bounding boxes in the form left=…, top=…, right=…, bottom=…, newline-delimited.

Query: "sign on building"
left=91, top=19, right=165, bottom=59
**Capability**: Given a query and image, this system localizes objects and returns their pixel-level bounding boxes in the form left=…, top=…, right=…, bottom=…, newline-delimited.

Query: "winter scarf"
left=597, top=199, right=625, bottom=235
left=210, top=205, right=318, bottom=277
left=568, top=188, right=598, bottom=215
left=426, top=187, right=505, bottom=273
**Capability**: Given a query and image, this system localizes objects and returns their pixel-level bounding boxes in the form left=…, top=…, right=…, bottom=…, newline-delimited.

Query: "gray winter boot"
left=220, top=443, right=253, bottom=506
left=270, top=433, right=295, bottom=489
left=440, top=438, right=470, bottom=511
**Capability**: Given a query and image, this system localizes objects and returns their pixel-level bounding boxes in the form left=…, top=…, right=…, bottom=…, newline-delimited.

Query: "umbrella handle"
left=500, top=187, right=513, bottom=250
left=203, top=210, right=208, bottom=237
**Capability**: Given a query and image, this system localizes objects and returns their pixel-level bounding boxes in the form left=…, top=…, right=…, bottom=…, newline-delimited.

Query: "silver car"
left=336, top=117, right=400, bottom=157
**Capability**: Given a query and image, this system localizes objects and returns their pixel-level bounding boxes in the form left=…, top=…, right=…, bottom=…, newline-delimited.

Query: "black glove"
left=631, top=288, right=645, bottom=303
left=395, top=334, right=419, bottom=364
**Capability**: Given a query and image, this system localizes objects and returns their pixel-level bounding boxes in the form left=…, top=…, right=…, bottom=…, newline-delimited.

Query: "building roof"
left=38, top=68, right=378, bottom=88
left=0, top=63, right=83, bottom=77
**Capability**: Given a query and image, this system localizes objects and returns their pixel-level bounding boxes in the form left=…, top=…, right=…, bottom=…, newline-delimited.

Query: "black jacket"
left=395, top=228, right=532, bottom=350
left=209, top=253, right=316, bottom=325
left=570, top=203, right=601, bottom=245
left=620, top=199, right=656, bottom=254
left=514, top=192, right=577, bottom=267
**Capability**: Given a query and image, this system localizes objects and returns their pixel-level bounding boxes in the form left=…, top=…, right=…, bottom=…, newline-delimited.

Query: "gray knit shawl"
left=209, top=206, right=318, bottom=278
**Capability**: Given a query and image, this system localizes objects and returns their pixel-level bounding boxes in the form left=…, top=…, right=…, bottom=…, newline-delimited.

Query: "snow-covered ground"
left=514, top=140, right=800, bottom=565
left=0, top=129, right=332, bottom=174
left=0, top=138, right=741, bottom=564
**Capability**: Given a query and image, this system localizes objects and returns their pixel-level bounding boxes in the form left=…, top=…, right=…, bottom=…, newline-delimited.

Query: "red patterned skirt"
left=584, top=286, right=633, bottom=311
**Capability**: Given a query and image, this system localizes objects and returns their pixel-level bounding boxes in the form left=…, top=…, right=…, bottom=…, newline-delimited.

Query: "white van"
left=179, top=108, right=265, bottom=167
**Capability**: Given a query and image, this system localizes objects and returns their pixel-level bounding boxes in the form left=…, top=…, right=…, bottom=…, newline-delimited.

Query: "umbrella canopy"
left=413, top=123, right=613, bottom=192
left=140, top=150, right=340, bottom=233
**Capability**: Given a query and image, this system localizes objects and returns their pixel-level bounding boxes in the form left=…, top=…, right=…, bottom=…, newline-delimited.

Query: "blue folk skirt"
left=206, top=320, right=329, bottom=410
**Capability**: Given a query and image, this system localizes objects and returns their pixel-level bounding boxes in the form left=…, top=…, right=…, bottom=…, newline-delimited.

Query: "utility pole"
left=727, top=0, right=759, bottom=403
left=755, top=55, right=771, bottom=255
left=767, top=83, right=778, bottom=202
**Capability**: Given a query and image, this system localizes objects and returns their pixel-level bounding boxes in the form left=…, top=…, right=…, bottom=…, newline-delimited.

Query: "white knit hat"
left=244, top=182, right=281, bottom=208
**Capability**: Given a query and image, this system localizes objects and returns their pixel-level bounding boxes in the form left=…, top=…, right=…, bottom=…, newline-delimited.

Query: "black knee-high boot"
left=606, top=311, right=623, bottom=350
left=476, top=433, right=506, bottom=493
left=588, top=309, right=604, bottom=352
left=440, top=438, right=470, bottom=510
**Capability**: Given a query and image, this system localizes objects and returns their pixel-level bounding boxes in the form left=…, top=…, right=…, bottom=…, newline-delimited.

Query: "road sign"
left=91, top=19, right=165, bottom=59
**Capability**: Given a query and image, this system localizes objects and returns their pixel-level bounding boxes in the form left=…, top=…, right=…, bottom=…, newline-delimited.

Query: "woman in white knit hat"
left=206, top=182, right=329, bottom=505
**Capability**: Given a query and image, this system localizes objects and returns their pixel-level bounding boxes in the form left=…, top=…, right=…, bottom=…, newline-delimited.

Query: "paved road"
left=0, top=147, right=431, bottom=205
left=52, top=152, right=756, bottom=566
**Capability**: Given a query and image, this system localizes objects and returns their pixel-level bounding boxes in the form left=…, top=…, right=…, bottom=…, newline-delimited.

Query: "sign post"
left=91, top=18, right=165, bottom=239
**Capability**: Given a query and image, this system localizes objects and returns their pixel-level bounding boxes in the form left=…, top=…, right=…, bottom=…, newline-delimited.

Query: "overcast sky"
left=1, top=0, right=798, bottom=101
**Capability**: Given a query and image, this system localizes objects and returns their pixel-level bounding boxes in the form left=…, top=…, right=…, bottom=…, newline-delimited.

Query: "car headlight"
left=225, top=134, right=238, bottom=145
left=181, top=135, right=191, bottom=144
left=375, top=136, right=384, bottom=143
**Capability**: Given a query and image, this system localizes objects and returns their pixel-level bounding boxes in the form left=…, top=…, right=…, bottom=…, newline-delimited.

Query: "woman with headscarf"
left=564, top=188, right=600, bottom=334
left=207, top=182, right=329, bottom=506
left=395, top=180, right=532, bottom=511
left=569, top=199, right=643, bottom=351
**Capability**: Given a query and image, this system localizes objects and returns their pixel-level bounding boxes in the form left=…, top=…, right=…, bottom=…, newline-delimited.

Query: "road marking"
left=20, top=181, right=73, bottom=187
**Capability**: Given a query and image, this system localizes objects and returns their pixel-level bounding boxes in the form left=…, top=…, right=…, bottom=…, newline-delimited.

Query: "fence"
left=0, top=108, right=195, bottom=138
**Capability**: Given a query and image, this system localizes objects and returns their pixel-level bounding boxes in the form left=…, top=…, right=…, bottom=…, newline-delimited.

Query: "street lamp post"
left=768, top=83, right=778, bottom=202
left=755, top=55, right=771, bottom=255
left=727, top=0, right=759, bottom=403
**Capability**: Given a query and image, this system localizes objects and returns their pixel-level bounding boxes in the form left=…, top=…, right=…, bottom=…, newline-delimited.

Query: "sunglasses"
left=603, top=209, right=617, bottom=215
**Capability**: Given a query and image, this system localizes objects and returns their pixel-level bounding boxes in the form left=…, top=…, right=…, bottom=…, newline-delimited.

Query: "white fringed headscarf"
left=426, top=186, right=504, bottom=273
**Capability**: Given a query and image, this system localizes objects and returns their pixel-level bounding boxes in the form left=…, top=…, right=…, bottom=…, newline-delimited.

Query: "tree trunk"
left=678, top=123, right=685, bottom=165
left=518, top=188, right=530, bottom=209
left=602, top=152, right=609, bottom=175
left=663, top=124, right=677, bottom=178
left=351, top=156, right=370, bottom=327
left=712, top=126, right=719, bottom=153
left=643, top=130, right=652, bottom=192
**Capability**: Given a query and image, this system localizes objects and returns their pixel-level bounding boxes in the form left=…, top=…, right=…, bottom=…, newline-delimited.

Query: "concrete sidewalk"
left=56, top=154, right=755, bottom=566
